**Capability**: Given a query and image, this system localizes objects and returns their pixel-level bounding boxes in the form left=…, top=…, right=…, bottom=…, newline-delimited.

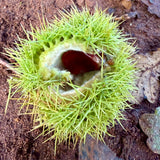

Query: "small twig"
left=0, top=57, right=18, bottom=74
left=115, top=14, right=130, bottom=21
left=115, top=12, right=138, bottom=21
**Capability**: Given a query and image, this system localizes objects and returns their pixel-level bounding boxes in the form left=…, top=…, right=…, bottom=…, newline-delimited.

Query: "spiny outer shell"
left=7, top=7, right=136, bottom=151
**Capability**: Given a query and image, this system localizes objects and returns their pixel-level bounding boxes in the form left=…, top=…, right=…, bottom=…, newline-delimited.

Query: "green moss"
left=6, top=7, right=136, bottom=151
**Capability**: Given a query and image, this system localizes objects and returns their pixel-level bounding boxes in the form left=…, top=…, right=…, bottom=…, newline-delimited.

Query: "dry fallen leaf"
left=141, top=0, right=160, bottom=17
left=139, top=107, right=160, bottom=154
left=131, top=49, right=160, bottom=104
left=121, top=0, right=132, bottom=10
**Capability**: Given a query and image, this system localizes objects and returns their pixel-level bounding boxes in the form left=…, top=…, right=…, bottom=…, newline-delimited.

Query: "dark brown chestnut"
left=61, top=50, right=101, bottom=75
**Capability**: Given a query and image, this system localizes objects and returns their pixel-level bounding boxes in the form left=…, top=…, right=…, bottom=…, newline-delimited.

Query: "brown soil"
left=0, top=0, right=160, bottom=160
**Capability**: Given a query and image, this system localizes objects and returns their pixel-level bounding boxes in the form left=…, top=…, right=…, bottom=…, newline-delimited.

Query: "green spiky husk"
left=6, top=7, right=136, bottom=149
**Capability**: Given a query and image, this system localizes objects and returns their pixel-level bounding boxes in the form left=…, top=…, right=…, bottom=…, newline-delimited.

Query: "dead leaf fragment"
left=121, top=0, right=132, bottom=10
left=139, top=107, right=160, bottom=154
left=131, top=50, right=160, bottom=104
left=141, top=0, right=160, bottom=17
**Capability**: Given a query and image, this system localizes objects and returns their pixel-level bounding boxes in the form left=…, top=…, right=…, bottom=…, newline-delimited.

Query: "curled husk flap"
left=6, top=7, right=136, bottom=149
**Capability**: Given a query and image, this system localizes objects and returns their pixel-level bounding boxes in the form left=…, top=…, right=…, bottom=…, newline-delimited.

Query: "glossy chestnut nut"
left=62, top=50, right=101, bottom=75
